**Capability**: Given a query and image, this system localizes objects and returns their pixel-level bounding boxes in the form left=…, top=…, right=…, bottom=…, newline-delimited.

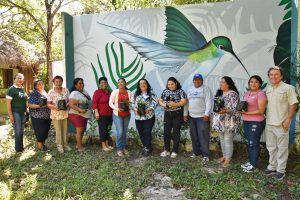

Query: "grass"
left=0, top=125, right=299, bottom=200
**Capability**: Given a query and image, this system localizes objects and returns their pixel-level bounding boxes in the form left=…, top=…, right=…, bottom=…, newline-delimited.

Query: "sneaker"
left=117, top=150, right=124, bottom=157
left=272, top=172, right=285, bottom=180
left=263, top=169, right=276, bottom=176
left=241, top=162, right=251, bottom=169
left=243, top=164, right=256, bottom=173
left=57, top=145, right=64, bottom=153
left=160, top=150, right=170, bottom=157
left=190, top=154, right=197, bottom=158
left=202, top=157, right=209, bottom=164
left=65, top=146, right=72, bottom=151
left=142, top=148, right=151, bottom=156
left=108, top=146, right=114, bottom=150
left=123, top=149, right=129, bottom=155
left=217, top=157, right=225, bottom=164
left=170, top=152, right=177, bottom=158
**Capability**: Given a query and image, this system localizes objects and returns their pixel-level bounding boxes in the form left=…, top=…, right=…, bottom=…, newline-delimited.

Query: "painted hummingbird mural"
left=98, top=6, right=250, bottom=80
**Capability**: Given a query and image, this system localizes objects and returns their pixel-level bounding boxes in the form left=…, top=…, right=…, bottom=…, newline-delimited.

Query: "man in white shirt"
left=184, top=73, right=213, bottom=162
left=264, top=66, right=298, bottom=180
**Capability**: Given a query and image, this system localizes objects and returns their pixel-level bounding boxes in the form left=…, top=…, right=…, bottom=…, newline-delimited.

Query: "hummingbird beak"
left=231, top=51, right=250, bottom=77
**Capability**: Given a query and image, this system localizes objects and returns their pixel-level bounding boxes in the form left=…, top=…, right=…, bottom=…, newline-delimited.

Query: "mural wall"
left=73, top=0, right=291, bottom=94
left=68, top=0, right=294, bottom=138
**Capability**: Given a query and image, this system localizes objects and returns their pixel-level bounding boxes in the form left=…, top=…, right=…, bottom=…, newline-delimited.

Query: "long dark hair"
left=215, top=76, right=239, bottom=97
left=166, top=77, right=182, bottom=90
left=70, top=78, right=84, bottom=93
left=134, top=78, right=152, bottom=100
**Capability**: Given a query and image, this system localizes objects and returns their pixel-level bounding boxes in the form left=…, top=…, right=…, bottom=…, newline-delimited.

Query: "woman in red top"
left=109, top=78, right=133, bottom=157
left=92, top=77, right=113, bottom=151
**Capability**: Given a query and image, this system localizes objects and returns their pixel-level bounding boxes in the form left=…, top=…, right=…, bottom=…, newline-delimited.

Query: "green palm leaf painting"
left=274, top=0, right=292, bottom=83
left=91, top=42, right=146, bottom=91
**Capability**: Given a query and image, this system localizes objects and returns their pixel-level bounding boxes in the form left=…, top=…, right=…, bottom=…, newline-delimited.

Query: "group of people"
left=6, top=66, right=297, bottom=180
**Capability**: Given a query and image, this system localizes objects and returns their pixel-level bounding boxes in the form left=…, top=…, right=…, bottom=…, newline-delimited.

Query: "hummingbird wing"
left=98, top=22, right=188, bottom=70
left=164, top=6, right=207, bottom=52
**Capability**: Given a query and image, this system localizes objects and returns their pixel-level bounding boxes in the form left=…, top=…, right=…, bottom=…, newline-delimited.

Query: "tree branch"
left=1, top=0, right=47, bottom=40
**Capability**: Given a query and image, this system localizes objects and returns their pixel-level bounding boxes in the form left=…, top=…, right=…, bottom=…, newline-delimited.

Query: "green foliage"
left=80, top=0, right=173, bottom=13
left=85, top=112, right=99, bottom=137
left=35, top=64, right=49, bottom=91
left=278, top=0, right=292, bottom=21
left=173, top=0, right=229, bottom=5
left=0, top=0, right=62, bottom=60
left=91, top=42, right=146, bottom=91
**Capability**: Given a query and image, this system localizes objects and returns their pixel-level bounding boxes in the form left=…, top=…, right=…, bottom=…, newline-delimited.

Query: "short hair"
left=267, top=66, right=284, bottom=76
left=98, top=77, right=108, bottom=84
left=33, top=79, right=43, bottom=90
left=52, top=75, right=63, bottom=82
left=14, top=73, right=24, bottom=80
left=248, top=75, right=263, bottom=87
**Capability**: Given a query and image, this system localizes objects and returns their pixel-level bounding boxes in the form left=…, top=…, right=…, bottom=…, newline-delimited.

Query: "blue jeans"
left=113, top=114, right=130, bottom=150
left=135, top=116, right=155, bottom=151
left=189, top=117, right=210, bottom=157
left=243, top=120, right=266, bottom=167
left=12, top=112, right=26, bottom=152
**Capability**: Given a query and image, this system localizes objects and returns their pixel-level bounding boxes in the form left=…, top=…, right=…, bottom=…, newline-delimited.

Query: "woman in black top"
left=158, top=77, right=187, bottom=158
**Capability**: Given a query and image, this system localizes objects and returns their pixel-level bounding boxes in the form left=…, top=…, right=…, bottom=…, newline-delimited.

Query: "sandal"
left=217, top=157, right=225, bottom=164
left=77, top=147, right=85, bottom=152
left=222, top=160, right=231, bottom=168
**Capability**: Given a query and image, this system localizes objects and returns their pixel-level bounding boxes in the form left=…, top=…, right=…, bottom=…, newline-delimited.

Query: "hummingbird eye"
left=218, top=45, right=224, bottom=49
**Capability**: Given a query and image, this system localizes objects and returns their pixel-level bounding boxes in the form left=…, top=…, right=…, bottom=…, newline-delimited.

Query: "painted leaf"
left=164, top=6, right=207, bottom=52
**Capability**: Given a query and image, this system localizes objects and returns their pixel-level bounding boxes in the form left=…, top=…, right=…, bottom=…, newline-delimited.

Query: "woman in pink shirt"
left=241, top=75, right=267, bottom=173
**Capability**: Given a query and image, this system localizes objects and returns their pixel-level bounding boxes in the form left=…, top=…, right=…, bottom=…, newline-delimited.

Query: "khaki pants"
left=52, top=118, right=68, bottom=147
left=265, top=124, right=289, bottom=173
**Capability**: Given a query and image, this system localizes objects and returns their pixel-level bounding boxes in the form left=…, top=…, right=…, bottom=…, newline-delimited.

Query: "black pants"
left=164, top=109, right=183, bottom=153
left=135, top=116, right=155, bottom=151
left=31, top=117, right=51, bottom=143
left=97, top=116, right=113, bottom=142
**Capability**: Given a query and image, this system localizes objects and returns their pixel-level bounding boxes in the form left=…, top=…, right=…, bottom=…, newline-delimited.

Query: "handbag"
left=78, top=103, right=89, bottom=110
left=236, top=101, right=248, bottom=111
left=77, top=90, right=91, bottom=110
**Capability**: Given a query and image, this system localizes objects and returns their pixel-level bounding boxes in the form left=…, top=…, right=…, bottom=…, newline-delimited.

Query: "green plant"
left=91, top=42, right=146, bottom=91
left=85, top=112, right=98, bottom=137
left=35, top=64, right=49, bottom=91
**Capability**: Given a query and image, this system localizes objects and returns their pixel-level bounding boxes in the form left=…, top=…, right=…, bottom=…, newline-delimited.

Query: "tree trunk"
left=46, top=38, right=53, bottom=89
left=45, top=1, right=53, bottom=89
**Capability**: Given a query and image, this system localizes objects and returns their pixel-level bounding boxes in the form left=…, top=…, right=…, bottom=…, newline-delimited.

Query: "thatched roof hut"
left=0, top=29, right=44, bottom=92
left=0, top=29, right=43, bottom=69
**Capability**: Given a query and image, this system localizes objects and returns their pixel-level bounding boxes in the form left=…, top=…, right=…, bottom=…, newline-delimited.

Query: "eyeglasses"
left=15, top=77, right=24, bottom=80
